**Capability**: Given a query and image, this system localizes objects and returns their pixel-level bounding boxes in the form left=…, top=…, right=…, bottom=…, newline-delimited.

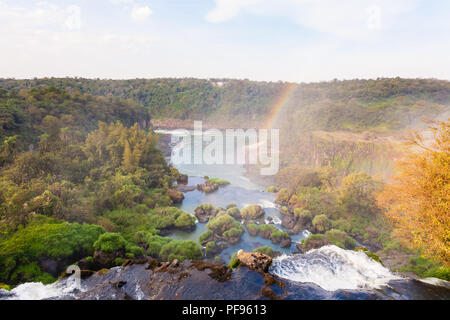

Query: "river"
left=2, top=129, right=449, bottom=300
left=159, top=129, right=450, bottom=297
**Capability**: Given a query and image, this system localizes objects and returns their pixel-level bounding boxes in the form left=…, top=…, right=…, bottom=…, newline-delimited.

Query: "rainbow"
left=263, top=82, right=297, bottom=129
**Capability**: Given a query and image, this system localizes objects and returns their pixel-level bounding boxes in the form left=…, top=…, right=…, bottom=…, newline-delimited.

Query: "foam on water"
left=419, top=277, right=450, bottom=289
left=269, top=245, right=400, bottom=291
left=265, top=216, right=282, bottom=225
left=301, top=229, right=312, bottom=238
left=259, top=199, right=276, bottom=208
left=4, top=275, right=82, bottom=300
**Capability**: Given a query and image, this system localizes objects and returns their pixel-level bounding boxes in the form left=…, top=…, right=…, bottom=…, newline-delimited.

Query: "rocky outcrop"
left=156, top=133, right=172, bottom=157
left=167, top=189, right=184, bottom=203
left=297, top=235, right=329, bottom=253
left=178, top=185, right=196, bottom=192
left=240, top=205, right=265, bottom=221
left=237, top=250, right=272, bottom=274
left=194, top=204, right=218, bottom=223
left=177, top=174, right=188, bottom=184
left=5, top=257, right=450, bottom=300
left=280, top=238, right=292, bottom=248
left=60, top=258, right=302, bottom=300
left=201, top=214, right=245, bottom=246
left=197, top=180, right=219, bottom=193
left=281, top=215, right=296, bottom=229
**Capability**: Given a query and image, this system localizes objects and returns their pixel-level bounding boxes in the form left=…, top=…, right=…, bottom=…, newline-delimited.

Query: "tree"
left=312, top=214, right=332, bottom=233
left=0, top=135, right=18, bottom=166
left=122, top=140, right=135, bottom=172
left=378, top=120, right=450, bottom=265
left=339, top=172, right=383, bottom=215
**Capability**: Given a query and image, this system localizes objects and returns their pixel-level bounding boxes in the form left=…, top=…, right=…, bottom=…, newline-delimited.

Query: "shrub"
left=301, top=234, right=328, bottom=250
left=240, top=205, right=265, bottom=220
left=144, top=235, right=174, bottom=257
left=332, top=218, right=352, bottom=233
left=294, top=208, right=313, bottom=220
left=199, top=230, right=213, bottom=245
left=312, top=214, right=332, bottom=233
left=143, top=235, right=202, bottom=262
left=246, top=223, right=259, bottom=236
left=10, top=262, right=56, bottom=284
left=0, top=216, right=104, bottom=284
left=226, top=207, right=241, bottom=219
left=102, top=208, right=158, bottom=240
left=339, top=172, right=383, bottom=215
left=174, top=213, right=196, bottom=230
left=253, top=246, right=280, bottom=257
left=397, top=256, right=450, bottom=281
left=270, top=230, right=290, bottom=242
left=207, top=214, right=243, bottom=236
left=223, top=227, right=244, bottom=243
left=228, top=253, right=240, bottom=268
left=275, top=188, right=291, bottom=204
left=226, top=203, right=237, bottom=209
left=159, top=240, right=202, bottom=261
left=149, top=207, right=195, bottom=231
left=325, top=229, right=356, bottom=249
left=93, top=233, right=128, bottom=252
left=208, top=178, right=230, bottom=185
left=205, top=241, right=218, bottom=256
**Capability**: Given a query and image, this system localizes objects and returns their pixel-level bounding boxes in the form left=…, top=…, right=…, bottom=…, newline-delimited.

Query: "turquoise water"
left=159, top=130, right=308, bottom=262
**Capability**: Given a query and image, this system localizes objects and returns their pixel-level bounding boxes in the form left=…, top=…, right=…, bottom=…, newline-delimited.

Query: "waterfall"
left=269, top=245, right=400, bottom=291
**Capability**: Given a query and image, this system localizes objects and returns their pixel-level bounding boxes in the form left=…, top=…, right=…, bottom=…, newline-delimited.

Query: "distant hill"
left=1, top=77, right=448, bottom=131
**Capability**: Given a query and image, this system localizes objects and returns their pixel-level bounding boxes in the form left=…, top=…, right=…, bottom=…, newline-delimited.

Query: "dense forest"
left=1, top=77, right=448, bottom=130
left=0, top=88, right=202, bottom=286
left=2, top=78, right=448, bottom=177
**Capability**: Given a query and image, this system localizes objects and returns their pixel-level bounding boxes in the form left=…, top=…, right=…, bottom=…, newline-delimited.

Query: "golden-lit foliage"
left=378, top=119, right=450, bottom=265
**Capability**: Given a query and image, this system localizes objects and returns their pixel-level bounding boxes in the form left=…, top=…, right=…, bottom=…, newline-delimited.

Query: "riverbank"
left=151, top=118, right=258, bottom=130
left=155, top=129, right=449, bottom=283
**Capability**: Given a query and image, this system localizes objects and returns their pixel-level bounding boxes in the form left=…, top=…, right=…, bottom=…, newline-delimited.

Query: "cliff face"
left=279, top=130, right=402, bottom=178
left=45, top=259, right=450, bottom=300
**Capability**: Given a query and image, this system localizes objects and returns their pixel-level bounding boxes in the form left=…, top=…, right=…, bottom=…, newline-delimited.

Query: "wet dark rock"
left=280, top=238, right=292, bottom=248
left=281, top=215, right=296, bottom=229
left=38, top=259, right=59, bottom=277
left=93, top=250, right=124, bottom=269
left=156, top=133, right=172, bottom=157
left=177, top=174, right=188, bottom=184
left=194, top=204, right=218, bottom=223
left=62, top=261, right=279, bottom=300
left=46, top=258, right=450, bottom=300
left=178, top=185, right=196, bottom=192
left=191, top=261, right=232, bottom=282
left=121, top=258, right=149, bottom=268
left=155, top=259, right=182, bottom=273
left=260, top=287, right=280, bottom=300
left=205, top=242, right=228, bottom=257
left=297, top=236, right=329, bottom=253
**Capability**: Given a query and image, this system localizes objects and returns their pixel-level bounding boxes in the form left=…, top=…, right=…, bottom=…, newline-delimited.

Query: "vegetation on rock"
left=240, top=205, right=265, bottom=221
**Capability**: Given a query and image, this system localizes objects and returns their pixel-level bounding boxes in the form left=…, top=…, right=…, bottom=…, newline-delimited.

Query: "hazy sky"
left=1, top=0, right=449, bottom=82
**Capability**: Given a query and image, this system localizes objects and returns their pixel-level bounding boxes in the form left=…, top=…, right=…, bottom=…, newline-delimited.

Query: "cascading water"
left=269, top=245, right=401, bottom=291
left=1, top=274, right=82, bottom=300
